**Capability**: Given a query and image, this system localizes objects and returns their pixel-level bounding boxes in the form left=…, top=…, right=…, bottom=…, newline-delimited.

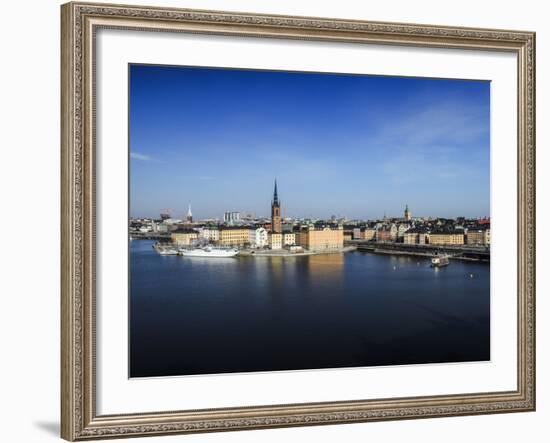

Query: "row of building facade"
left=351, top=224, right=490, bottom=246
left=171, top=224, right=344, bottom=252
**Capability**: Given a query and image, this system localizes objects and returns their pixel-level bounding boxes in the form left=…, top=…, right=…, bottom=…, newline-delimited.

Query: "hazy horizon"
left=129, top=65, right=490, bottom=220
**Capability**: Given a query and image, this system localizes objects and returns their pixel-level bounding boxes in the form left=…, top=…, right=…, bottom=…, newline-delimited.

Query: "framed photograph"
left=61, top=2, right=536, bottom=440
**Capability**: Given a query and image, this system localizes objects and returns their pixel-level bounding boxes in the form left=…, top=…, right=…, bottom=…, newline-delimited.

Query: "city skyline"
left=131, top=197, right=489, bottom=222
left=130, top=65, right=490, bottom=219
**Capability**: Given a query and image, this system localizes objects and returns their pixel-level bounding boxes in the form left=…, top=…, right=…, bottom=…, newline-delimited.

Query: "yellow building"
left=466, top=229, right=490, bottom=246
left=403, top=232, right=418, bottom=244
left=404, top=229, right=428, bottom=245
left=418, top=233, right=428, bottom=244
left=353, top=227, right=376, bottom=241
left=428, top=231, right=464, bottom=246
left=363, top=228, right=376, bottom=241
left=269, top=233, right=283, bottom=250
left=295, top=227, right=344, bottom=252
left=283, top=232, right=295, bottom=246
left=171, top=230, right=198, bottom=246
left=219, top=227, right=250, bottom=246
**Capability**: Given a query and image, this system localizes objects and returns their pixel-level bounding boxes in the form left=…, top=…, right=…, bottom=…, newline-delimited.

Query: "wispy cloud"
left=373, top=100, right=488, bottom=148
left=130, top=152, right=163, bottom=163
left=368, top=99, right=489, bottom=185
left=130, top=152, right=152, bottom=161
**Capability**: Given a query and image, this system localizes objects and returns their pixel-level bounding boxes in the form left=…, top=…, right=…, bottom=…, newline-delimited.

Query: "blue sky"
left=129, top=64, right=490, bottom=220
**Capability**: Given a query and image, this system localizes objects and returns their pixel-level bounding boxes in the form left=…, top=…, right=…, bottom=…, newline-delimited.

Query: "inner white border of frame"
left=95, top=28, right=517, bottom=415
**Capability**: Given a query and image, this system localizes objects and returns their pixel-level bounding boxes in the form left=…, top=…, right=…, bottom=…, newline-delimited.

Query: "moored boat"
left=158, top=248, right=179, bottom=255
left=179, top=246, right=239, bottom=258
left=153, top=242, right=179, bottom=255
left=431, top=252, right=450, bottom=267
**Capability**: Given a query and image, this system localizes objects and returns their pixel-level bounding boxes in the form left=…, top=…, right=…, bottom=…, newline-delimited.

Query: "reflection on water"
left=306, top=253, right=344, bottom=279
left=130, top=241, right=490, bottom=377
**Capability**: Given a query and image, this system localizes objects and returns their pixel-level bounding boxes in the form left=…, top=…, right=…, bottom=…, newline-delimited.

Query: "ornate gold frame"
left=61, top=2, right=536, bottom=440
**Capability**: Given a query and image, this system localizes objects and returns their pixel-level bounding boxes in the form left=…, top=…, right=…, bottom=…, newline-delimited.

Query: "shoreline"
left=238, top=246, right=357, bottom=257
left=366, top=248, right=489, bottom=263
left=147, top=239, right=488, bottom=262
left=352, top=242, right=490, bottom=263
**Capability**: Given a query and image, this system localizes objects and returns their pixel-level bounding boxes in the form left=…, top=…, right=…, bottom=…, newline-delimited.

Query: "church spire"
left=404, top=203, right=411, bottom=221
left=271, top=178, right=282, bottom=234
left=273, top=178, right=279, bottom=206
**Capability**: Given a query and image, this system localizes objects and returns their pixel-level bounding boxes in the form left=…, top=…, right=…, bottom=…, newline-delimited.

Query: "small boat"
left=153, top=242, right=178, bottom=255
left=158, top=248, right=178, bottom=255
left=431, top=252, right=450, bottom=267
left=179, top=246, right=239, bottom=258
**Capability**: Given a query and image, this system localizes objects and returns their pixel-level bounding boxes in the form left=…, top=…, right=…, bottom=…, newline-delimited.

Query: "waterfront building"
left=186, top=204, right=193, bottom=223
left=397, top=223, right=410, bottom=239
left=343, top=230, right=353, bottom=241
left=466, top=227, right=491, bottom=246
left=283, top=232, right=296, bottom=246
left=404, top=204, right=412, bottom=221
left=404, top=231, right=418, bottom=244
left=418, top=231, right=428, bottom=244
left=249, top=227, right=268, bottom=248
left=428, top=230, right=465, bottom=246
left=269, top=233, right=283, bottom=250
left=377, top=229, right=393, bottom=243
left=363, top=227, right=376, bottom=241
left=271, top=179, right=282, bottom=233
left=199, top=226, right=220, bottom=242
left=219, top=226, right=250, bottom=246
left=343, top=225, right=355, bottom=241
left=171, top=229, right=199, bottom=246
left=403, top=228, right=428, bottom=244
left=390, top=223, right=398, bottom=241
left=295, top=226, right=344, bottom=252
left=223, top=211, right=241, bottom=224
left=362, top=226, right=377, bottom=240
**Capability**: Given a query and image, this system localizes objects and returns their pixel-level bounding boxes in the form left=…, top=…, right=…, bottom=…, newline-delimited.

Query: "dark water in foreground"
left=130, top=240, right=490, bottom=377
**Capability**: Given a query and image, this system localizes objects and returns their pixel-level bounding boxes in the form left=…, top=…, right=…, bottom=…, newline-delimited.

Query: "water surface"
left=130, top=240, right=490, bottom=377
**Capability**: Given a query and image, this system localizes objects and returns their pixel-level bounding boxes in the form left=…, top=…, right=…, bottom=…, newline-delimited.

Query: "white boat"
left=158, top=248, right=178, bottom=256
left=179, top=246, right=239, bottom=258
left=431, top=252, right=450, bottom=267
left=153, top=242, right=178, bottom=255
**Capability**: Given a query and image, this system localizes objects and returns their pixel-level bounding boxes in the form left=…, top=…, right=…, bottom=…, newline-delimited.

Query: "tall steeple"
left=271, top=178, right=282, bottom=233
left=186, top=203, right=193, bottom=223
left=273, top=178, right=279, bottom=206
left=404, top=204, right=411, bottom=221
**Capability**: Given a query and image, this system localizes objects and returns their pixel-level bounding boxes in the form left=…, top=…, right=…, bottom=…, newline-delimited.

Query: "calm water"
left=130, top=240, right=490, bottom=377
